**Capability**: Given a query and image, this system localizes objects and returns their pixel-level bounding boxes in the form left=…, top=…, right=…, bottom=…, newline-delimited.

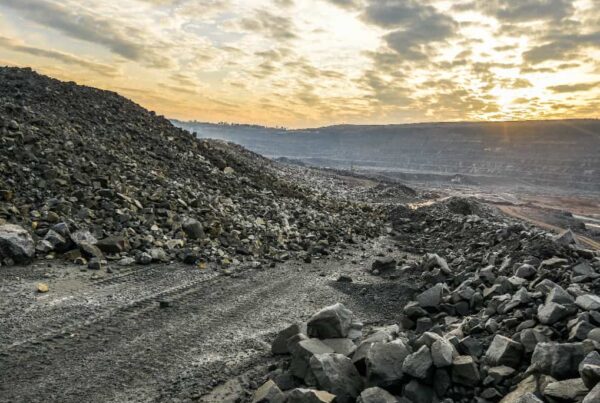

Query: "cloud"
left=240, top=11, right=297, bottom=41
left=361, top=0, right=458, bottom=60
left=0, top=35, right=120, bottom=76
left=1, top=0, right=171, bottom=68
left=523, top=31, right=600, bottom=64
left=324, top=0, right=362, bottom=9
left=548, top=82, right=600, bottom=93
left=458, top=0, right=575, bottom=22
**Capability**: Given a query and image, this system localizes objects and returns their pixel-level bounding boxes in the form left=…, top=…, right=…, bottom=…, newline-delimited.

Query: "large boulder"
left=543, top=378, right=588, bottom=401
left=309, top=353, right=363, bottom=403
left=307, top=303, right=354, bottom=339
left=584, top=383, right=600, bottom=403
left=252, top=380, right=285, bottom=403
left=356, top=387, right=398, bottom=403
left=416, top=283, right=445, bottom=309
left=0, top=224, right=35, bottom=264
left=528, top=342, right=587, bottom=379
left=402, top=345, right=433, bottom=379
left=289, top=339, right=335, bottom=380
left=272, top=323, right=307, bottom=355
left=451, top=355, right=480, bottom=386
left=579, top=351, right=600, bottom=389
left=365, top=339, right=410, bottom=387
left=485, top=335, right=523, bottom=368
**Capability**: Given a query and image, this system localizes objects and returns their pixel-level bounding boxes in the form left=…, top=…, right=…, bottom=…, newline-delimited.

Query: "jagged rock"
left=37, top=283, right=49, bottom=293
left=321, top=339, right=357, bottom=357
left=537, top=302, right=572, bottom=325
left=553, top=229, right=578, bottom=246
left=542, top=378, right=588, bottom=400
left=402, top=345, right=433, bottom=379
left=500, top=375, right=538, bottom=402
left=252, top=380, right=285, bottom=403
left=452, top=355, right=480, bottom=386
left=309, top=353, right=362, bottom=403
left=289, top=339, right=334, bottom=380
left=576, top=294, right=600, bottom=311
left=431, top=338, right=455, bottom=368
left=307, top=303, right=353, bottom=339
left=356, top=386, right=397, bottom=403
left=584, top=383, right=600, bottom=403
left=365, top=339, right=410, bottom=387
left=286, top=388, right=336, bottom=403
left=515, top=263, right=537, bottom=279
left=0, top=224, right=35, bottom=264
left=416, top=283, right=444, bottom=309
left=96, top=236, right=129, bottom=254
left=403, top=380, right=434, bottom=403
left=579, top=351, right=600, bottom=388
left=546, top=285, right=574, bottom=304
left=528, top=342, right=587, bottom=379
left=485, top=335, right=523, bottom=368
left=182, top=218, right=204, bottom=240
left=272, top=323, right=307, bottom=355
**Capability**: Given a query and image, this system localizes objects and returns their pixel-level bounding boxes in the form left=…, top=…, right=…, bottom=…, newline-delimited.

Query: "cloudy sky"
left=1, top=0, right=599, bottom=127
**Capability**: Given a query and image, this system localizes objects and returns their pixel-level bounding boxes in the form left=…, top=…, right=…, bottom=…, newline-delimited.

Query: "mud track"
left=0, top=237, right=417, bottom=403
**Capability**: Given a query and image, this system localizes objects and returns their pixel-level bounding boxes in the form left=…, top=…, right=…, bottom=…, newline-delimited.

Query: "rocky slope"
left=0, top=67, right=391, bottom=269
left=250, top=198, right=600, bottom=402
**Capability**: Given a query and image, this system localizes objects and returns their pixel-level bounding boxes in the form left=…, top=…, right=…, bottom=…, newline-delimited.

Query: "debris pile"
left=253, top=199, right=600, bottom=402
left=0, top=67, right=386, bottom=268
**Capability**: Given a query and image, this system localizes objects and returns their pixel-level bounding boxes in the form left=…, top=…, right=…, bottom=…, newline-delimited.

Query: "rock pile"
left=253, top=199, right=600, bottom=402
left=0, top=67, right=386, bottom=268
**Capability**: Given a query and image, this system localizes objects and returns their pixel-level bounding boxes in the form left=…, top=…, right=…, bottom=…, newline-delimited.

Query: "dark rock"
left=0, top=224, right=35, bottom=264
left=485, top=335, right=523, bottom=368
left=310, top=353, right=363, bottom=403
left=307, top=303, right=354, bottom=339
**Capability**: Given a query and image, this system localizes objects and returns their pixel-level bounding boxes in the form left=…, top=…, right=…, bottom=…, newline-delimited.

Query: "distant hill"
left=172, top=119, right=600, bottom=191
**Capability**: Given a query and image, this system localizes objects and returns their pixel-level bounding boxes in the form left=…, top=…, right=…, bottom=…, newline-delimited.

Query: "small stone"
left=87, top=258, right=102, bottom=270
left=37, top=283, right=49, bottom=293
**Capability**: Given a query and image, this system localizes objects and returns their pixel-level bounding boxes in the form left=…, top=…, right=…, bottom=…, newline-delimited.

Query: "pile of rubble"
left=252, top=199, right=600, bottom=402
left=0, top=67, right=386, bottom=269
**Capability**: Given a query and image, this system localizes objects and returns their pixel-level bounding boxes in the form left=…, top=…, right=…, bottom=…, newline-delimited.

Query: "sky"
left=0, top=0, right=599, bottom=128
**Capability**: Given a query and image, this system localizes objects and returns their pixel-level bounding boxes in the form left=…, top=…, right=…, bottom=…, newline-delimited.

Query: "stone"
left=515, top=263, right=536, bottom=279
left=537, top=302, right=571, bottom=325
left=528, top=342, right=587, bottom=379
left=452, top=355, right=480, bottom=386
left=520, top=328, right=550, bottom=353
left=321, top=339, right=357, bottom=357
left=579, top=351, right=600, bottom=388
left=149, top=247, right=168, bottom=262
left=356, top=386, right=397, bottom=403
left=96, top=236, right=129, bottom=254
left=371, top=257, right=396, bottom=273
left=37, top=283, right=49, bottom=293
left=403, top=380, right=434, bottom=403
left=553, top=229, right=578, bottom=246
left=286, top=388, right=335, bottom=403
left=43, top=229, right=68, bottom=252
left=499, top=375, right=537, bottom=403
left=252, top=380, right=285, bottom=403
left=365, top=339, right=410, bottom=387
left=431, top=338, right=455, bottom=367
left=0, top=224, right=35, bottom=264
left=307, top=303, right=353, bottom=339
left=87, top=258, right=102, bottom=270
left=289, top=339, right=334, bottom=380
left=485, top=335, right=523, bottom=368
left=272, top=323, right=307, bottom=355
left=416, top=283, right=444, bottom=309
left=543, top=378, right=588, bottom=400
left=182, top=218, right=204, bottom=240
left=309, top=353, right=363, bottom=403
left=546, top=286, right=574, bottom=304
left=487, top=366, right=516, bottom=384
left=402, top=345, right=433, bottom=379
left=583, top=383, right=600, bottom=403
left=576, top=294, right=600, bottom=311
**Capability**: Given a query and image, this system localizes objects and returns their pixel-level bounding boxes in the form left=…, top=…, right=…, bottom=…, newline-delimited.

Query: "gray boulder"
left=357, top=387, right=398, bottom=403
left=416, top=283, right=444, bottom=309
left=321, top=339, right=357, bottom=357
left=286, top=388, right=335, bottom=403
left=182, top=218, right=204, bottom=240
left=543, top=378, right=588, bottom=401
left=452, top=355, right=480, bottom=386
left=365, top=339, right=410, bottom=387
left=252, top=380, right=285, bottom=403
left=307, top=303, right=353, bottom=339
left=0, top=224, right=35, bottom=264
left=584, top=383, right=600, bottom=403
left=553, top=229, right=578, bottom=246
left=485, top=335, right=523, bottom=368
left=528, top=342, right=587, bottom=379
left=272, top=323, right=307, bottom=355
left=289, top=338, right=334, bottom=380
left=537, top=302, right=571, bottom=325
left=309, top=353, right=363, bottom=403
left=579, top=351, right=600, bottom=388
left=402, top=345, right=433, bottom=379
left=431, top=338, right=455, bottom=368
left=576, top=294, right=600, bottom=311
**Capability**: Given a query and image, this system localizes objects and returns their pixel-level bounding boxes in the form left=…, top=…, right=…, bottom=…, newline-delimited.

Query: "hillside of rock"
left=0, top=67, right=390, bottom=269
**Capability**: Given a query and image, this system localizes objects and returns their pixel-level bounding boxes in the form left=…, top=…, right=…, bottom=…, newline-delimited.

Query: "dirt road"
left=498, top=205, right=600, bottom=250
left=0, top=238, right=416, bottom=403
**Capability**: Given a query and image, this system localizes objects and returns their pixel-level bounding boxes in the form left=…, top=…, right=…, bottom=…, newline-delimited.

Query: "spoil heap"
left=0, top=67, right=385, bottom=268
left=253, top=198, right=600, bottom=402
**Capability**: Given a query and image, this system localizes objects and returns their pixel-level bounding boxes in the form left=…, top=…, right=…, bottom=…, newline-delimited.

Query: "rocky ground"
left=1, top=68, right=599, bottom=403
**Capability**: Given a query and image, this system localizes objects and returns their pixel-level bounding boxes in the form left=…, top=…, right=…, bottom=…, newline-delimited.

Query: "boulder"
left=182, top=218, right=204, bottom=240
left=451, top=355, right=480, bottom=386
left=321, top=339, right=357, bottom=357
left=576, top=294, right=600, bottom=311
left=416, top=283, right=444, bottom=309
left=584, top=383, right=600, bottom=403
left=307, top=303, right=353, bottom=339
left=0, top=224, right=35, bottom=264
left=543, top=378, right=588, bottom=400
left=286, top=388, right=336, bottom=403
left=402, top=345, right=433, bottom=379
left=431, top=338, right=455, bottom=368
left=579, top=351, right=600, bottom=388
left=537, top=302, right=571, bottom=325
left=289, top=339, right=334, bottom=380
left=499, top=375, right=538, bottom=403
left=356, top=387, right=398, bottom=403
left=553, top=229, right=578, bottom=246
left=96, top=236, right=129, bottom=254
left=528, top=342, right=587, bottom=379
left=485, top=335, right=523, bottom=368
left=272, top=323, right=307, bottom=355
left=252, top=380, right=285, bottom=403
left=365, top=339, right=410, bottom=387
left=309, top=353, right=363, bottom=403
left=371, top=257, right=396, bottom=273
